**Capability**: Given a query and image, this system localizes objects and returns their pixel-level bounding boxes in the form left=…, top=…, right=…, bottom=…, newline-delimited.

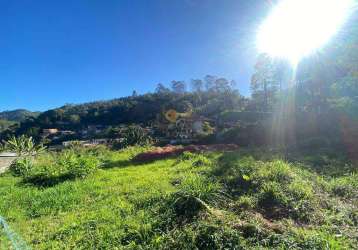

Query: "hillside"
left=0, top=119, right=15, bottom=133
left=0, top=109, right=40, bottom=133
left=0, top=109, right=40, bottom=122
left=0, top=81, right=251, bottom=145
left=0, top=146, right=356, bottom=249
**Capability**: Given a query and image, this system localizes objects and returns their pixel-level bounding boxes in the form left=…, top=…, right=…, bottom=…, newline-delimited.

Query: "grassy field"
left=0, top=146, right=357, bottom=249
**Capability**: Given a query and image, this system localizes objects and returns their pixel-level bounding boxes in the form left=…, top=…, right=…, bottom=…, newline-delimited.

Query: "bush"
left=10, top=157, right=34, bottom=177
left=56, top=150, right=100, bottom=178
left=67, top=155, right=99, bottom=178
left=113, top=125, right=153, bottom=149
left=180, top=152, right=212, bottom=167
left=258, top=182, right=288, bottom=209
left=3, top=135, right=46, bottom=156
left=330, top=174, right=358, bottom=199
left=234, top=195, right=256, bottom=211
left=19, top=149, right=102, bottom=185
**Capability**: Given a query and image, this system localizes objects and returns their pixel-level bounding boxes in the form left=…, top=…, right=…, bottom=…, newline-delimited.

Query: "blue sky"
left=0, top=0, right=268, bottom=111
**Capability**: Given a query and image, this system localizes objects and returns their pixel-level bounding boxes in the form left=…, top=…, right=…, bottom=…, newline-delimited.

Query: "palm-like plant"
left=3, top=135, right=46, bottom=156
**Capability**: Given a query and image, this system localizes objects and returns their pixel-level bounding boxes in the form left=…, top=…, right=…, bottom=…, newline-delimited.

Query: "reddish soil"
left=133, top=144, right=239, bottom=162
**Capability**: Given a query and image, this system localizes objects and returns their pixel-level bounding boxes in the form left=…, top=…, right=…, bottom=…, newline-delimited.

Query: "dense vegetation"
left=0, top=109, right=40, bottom=133
left=0, top=119, right=15, bottom=133
left=0, top=146, right=357, bottom=249
left=0, top=109, right=39, bottom=123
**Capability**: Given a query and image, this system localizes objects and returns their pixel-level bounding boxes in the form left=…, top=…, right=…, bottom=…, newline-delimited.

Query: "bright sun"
left=257, top=0, right=355, bottom=64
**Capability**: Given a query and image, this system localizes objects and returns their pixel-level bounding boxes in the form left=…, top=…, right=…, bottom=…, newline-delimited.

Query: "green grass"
left=0, top=146, right=357, bottom=249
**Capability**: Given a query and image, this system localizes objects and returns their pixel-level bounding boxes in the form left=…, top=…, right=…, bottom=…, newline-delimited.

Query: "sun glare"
left=257, top=0, right=354, bottom=64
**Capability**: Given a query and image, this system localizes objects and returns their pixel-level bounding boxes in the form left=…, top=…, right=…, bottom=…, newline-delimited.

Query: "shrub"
left=22, top=150, right=101, bottom=184
left=2, top=135, right=46, bottom=156
left=180, top=152, right=212, bottom=167
left=10, top=157, right=34, bottom=177
left=114, top=125, right=152, bottom=149
left=258, top=182, right=288, bottom=209
left=179, top=174, right=221, bottom=201
left=330, top=174, right=358, bottom=199
left=54, top=150, right=100, bottom=179
left=234, top=195, right=256, bottom=211
left=56, top=150, right=79, bottom=170
left=67, top=155, right=99, bottom=178
left=180, top=151, right=196, bottom=161
left=172, top=194, right=207, bottom=219
left=192, top=155, right=211, bottom=167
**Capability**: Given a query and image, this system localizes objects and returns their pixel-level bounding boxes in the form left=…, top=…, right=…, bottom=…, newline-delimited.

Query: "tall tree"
left=171, top=80, right=186, bottom=94
left=204, top=75, right=217, bottom=92
left=251, top=54, right=279, bottom=111
left=191, top=79, right=204, bottom=92
left=155, top=83, right=170, bottom=94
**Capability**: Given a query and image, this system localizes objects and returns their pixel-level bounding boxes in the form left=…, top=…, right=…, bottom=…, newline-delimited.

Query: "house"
left=62, top=140, right=87, bottom=147
left=59, top=130, right=75, bottom=136
left=42, top=128, right=59, bottom=137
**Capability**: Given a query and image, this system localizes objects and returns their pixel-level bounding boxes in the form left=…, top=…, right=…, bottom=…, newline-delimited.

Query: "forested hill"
left=0, top=77, right=249, bottom=141
left=0, top=109, right=40, bottom=122
left=0, top=109, right=40, bottom=132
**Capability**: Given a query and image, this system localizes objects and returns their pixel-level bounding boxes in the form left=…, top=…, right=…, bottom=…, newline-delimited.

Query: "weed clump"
left=179, top=151, right=212, bottom=167
left=215, top=155, right=318, bottom=222
left=172, top=195, right=207, bottom=219
left=158, top=221, right=244, bottom=249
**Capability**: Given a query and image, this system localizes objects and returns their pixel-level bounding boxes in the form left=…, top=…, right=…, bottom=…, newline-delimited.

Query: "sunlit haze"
left=257, top=0, right=355, bottom=64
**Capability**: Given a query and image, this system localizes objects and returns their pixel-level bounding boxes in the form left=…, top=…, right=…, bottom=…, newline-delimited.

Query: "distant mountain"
left=0, top=109, right=40, bottom=122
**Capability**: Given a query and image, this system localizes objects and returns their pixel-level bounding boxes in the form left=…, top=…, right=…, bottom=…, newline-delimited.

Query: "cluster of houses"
left=41, top=108, right=216, bottom=148
left=42, top=125, right=110, bottom=139
left=42, top=125, right=151, bottom=148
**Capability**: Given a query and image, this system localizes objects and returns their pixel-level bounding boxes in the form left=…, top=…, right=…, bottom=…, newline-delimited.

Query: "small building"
left=43, top=128, right=59, bottom=135
left=42, top=128, right=59, bottom=137
left=62, top=140, right=87, bottom=147
left=59, top=130, right=75, bottom=136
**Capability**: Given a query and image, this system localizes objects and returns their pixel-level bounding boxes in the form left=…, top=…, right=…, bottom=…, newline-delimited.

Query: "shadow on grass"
left=101, top=155, right=179, bottom=169
left=20, top=173, right=76, bottom=188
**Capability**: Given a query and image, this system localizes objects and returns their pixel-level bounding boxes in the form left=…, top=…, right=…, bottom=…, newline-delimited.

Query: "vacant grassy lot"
left=0, top=147, right=357, bottom=249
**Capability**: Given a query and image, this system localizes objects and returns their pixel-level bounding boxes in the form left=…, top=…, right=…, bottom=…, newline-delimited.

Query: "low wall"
left=0, top=154, right=17, bottom=174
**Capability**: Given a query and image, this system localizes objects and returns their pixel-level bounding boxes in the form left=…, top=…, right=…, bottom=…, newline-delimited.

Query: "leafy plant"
left=115, top=125, right=153, bottom=149
left=54, top=150, right=100, bottom=178
left=9, top=157, right=34, bottom=177
left=2, top=135, right=46, bottom=156
left=67, top=155, right=100, bottom=178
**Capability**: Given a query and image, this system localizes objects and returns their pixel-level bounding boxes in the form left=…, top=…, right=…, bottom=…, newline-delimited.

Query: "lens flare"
left=257, top=0, right=354, bottom=64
